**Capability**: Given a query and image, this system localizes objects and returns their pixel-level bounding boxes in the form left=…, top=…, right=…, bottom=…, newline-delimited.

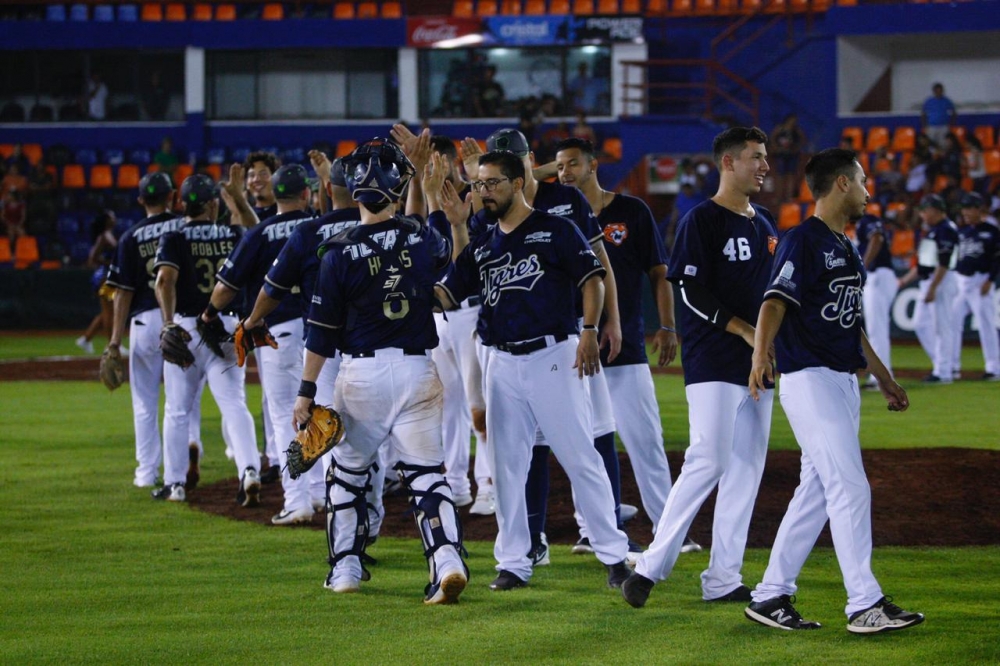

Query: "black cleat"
left=745, top=595, right=822, bottom=630
left=621, top=572, right=654, bottom=608
left=489, top=570, right=527, bottom=591
left=259, top=465, right=280, bottom=484
left=706, top=584, right=753, bottom=603
left=606, top=560, right=632, bottom=589
left=847, top=596, right=924, bottom=634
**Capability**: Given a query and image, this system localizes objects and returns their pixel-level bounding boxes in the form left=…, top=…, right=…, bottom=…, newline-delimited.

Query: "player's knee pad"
left=326, top=459, right=379, bottom=577
left=394, top=461, right=467, bottom=571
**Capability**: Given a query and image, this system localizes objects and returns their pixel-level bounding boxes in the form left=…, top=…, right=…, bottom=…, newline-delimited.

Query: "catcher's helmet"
left=342, top=138, right=415, bottom=205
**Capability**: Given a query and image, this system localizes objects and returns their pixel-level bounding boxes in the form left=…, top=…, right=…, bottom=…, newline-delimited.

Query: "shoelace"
left=781, top=595, right=806, bottom=621
left=880, top=596, right=905, bottom=616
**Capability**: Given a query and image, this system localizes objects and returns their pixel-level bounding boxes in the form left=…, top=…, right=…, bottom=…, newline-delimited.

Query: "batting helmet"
left=342, top=138, right=415, bottom=205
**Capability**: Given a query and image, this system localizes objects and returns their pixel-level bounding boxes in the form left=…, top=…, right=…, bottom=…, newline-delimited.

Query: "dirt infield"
left=7, top=355, right=997, bottom=547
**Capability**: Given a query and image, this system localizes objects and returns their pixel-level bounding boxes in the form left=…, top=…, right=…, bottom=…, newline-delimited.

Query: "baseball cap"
left=180, top=174, right=218, bottom=204
left=272, top=164, right=309, bottom=198
left=486, top=128, right=530, bottom=156
left=919, top=193, right=947, bottom=212
left=960, top=191, right=984, bottom=208
left=138, top=171, right=173, bottom=197
left=330, top=157, right=347, bottom=188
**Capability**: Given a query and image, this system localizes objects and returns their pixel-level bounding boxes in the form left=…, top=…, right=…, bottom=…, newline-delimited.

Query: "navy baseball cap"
left=919, top=193, right=947, bottom=212
left=180, top=174, right=218, bottom=204
left=330, top=157, right=347, bottom=187
left=272, top=164, right=309, bottom=198
left=960, top=191, right=984, bottom=208
left=486, top=128, right=530, bottom=156
left=138, top=171, right=173, bottom=197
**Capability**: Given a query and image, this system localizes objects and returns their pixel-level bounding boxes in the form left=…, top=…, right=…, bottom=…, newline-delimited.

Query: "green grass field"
left=1, top=334, right=998, bottom=663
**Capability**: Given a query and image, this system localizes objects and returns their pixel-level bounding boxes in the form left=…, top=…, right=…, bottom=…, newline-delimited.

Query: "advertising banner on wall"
left=407, top=17, right=484, bottom=48
left=407, top=15, right=643, bottom=48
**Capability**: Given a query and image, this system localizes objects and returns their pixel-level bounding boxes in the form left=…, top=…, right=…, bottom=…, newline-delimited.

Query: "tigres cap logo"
left=603, top=222, right=628, bottom=246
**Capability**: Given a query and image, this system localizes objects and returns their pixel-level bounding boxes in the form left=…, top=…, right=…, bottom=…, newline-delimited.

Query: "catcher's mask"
left=343, top=138, right=415, bottom=205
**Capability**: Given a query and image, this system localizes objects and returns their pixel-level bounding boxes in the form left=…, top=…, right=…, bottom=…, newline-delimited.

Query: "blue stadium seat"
left=206, top=147, right=227, bottom=164
left=69, top=4, right=88, bottom=20
left=70, top=240, right=92, bottom=266
left=259, top=146, right=280, bottom=159
left=93, top=5, right=115, bottom=21
left=129, top=148, right=152, bottom=165
left=57, top=215, right=81, bottom=245
left=104, top=148, right=125, bottom=165
left=230, top=147, right=252, bottom=164
left=117, top=4, right=138, bottom=21
left=46, top=4, right=67, bottom=21
left=75, top=148, right=98, bottom=165
left=280, top=147, right=306, bottom=164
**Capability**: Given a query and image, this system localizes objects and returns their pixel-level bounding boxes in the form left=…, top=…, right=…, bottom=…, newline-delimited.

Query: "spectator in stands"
left=571, top=110, right=597, bottom=145
left=84, top=72, right=108, bottom=121
left=142, top=71, right=170, bottom=121
left=76, top=210, right=118, bottom=354
left=906, top=152, right=928, bottom=199
left=873, top=148, right=905, bottom=208
left=1, top=163, right=28, bottom=195
left=965, top=136, right=990, bottom=199
left=568, top=62, right=610, bottom=116
left=27, top=161, right=57, bottom=236
left=914, top=132, right=935, bottom=162
left=2, top=187, right=27, bottom=244
left=921, top=83, right=956, bottom=150
left=770, top=113, right=806, bottom=203
left=473, top=65, right=506, bottom=118
left=439, top=59, right=470, bottom=117
left=928, top=132, right=963, bottom=199
left=153, top=137, right=179, bottom=177
left=4, top=144, right=30, bottom=174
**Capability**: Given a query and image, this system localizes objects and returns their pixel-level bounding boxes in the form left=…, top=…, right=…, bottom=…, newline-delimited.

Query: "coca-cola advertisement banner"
left=407, top=17, right=484, bottom=47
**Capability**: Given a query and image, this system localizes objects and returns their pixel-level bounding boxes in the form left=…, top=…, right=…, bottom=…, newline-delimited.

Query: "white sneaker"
left=453, top=491, right=473, bottom=507
left=620, top=503, right=639, bottom=522
left=324, top=573, right=361, bottom=594
left=424, top=563, right=468, bottom=605
left=151, top=483, right=185, bottom=502
left=681, top=537, right=703, bottom=553
left=76, top=336, right=94, bottom=354
left=237, top=467, right=261, bottom=507
left=469, top=488, right=495, bottom=515
left=271, top=506, right=314, bottom=525
left=311, top=497, right=327, bottom=512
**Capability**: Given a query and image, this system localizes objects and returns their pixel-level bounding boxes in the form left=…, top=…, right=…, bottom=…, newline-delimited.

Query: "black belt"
left=350, top=348, right=426, bottom=358
left=495, top=334, right=568, bottom=356
left=464, top=295, right=481, bottom=307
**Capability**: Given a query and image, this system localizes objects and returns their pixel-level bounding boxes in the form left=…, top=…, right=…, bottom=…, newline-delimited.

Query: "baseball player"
left=898, top=194, right=959, bottom=383
left=294, top=139, right=468, bottom=603
left=151, top=174, right=261, bottom=505
left=621, top=127, right=777, bottom=608
left=745, top=147, right=923, bottom=634
left=554, top=137, right=702, bottom=554
left=245, top=151, right=279, bottom=221
left=436, top=149, right=631, bottom=591
left=469, top=128, right=625, bottom=565
left=952, top=192, right=1000, bottom=379
left=854, top=211, right=897, bottom=386
left=202, top=164, right=316, bottom=525
left=105, top=172, right=203, bottom=488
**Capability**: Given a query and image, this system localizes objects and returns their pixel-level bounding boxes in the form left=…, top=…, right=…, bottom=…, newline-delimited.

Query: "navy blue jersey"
left=253, top=202, right=277, bottom=221
left=854, top=214, right=893, bottom=271
left=306, top=215, right=451, bottom=356
left=916, top=219, right=958, bottom=280
left=264, top=208, right=363, bottom=324
left=106, top=212, right=185, bottom=316
left=764, top=217, right=867, bottom=374
left=216, top=210, right=313, bottom=327
left=666, top=199, right=778, bottom=386
left=154, top=221, right=244, bottom=317
left=597, top=193, right=668, bottom=367
left=468, top=179, right=601, bottom=244
left=955, top=223, right=1000, bottom=278
left=439, top=210, right=606, bottom=346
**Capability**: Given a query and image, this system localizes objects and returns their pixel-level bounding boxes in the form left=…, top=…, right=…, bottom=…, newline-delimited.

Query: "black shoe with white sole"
left=745, top=595, right=822, bottom=630
left=489, top=570, right=527, bottom=591
left=621, top=572, right=654, bottom=608
left=706, top=584, right=752, bottom=603
left=847, top=596, right=924, bottom=634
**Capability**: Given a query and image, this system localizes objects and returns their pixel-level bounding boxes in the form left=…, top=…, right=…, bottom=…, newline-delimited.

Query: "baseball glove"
left=160, top=323, right=195, bottom=368
left=233, top=319, right=278, bottom=368
left=286, top=404, right=345, bottom=479
left=196, top=314, right=229, bottom=359
left=99, top=346, right=125, bottom=391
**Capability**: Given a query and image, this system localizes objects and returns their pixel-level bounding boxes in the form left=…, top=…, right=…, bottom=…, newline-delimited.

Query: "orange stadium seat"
left=501, top=0, right=522, bottom=13
left=0, top=238, right=12, bottom=267
left=741, top=0, right=761, bottom=11
left=89, top=165, right=114, bottom=189
left=165, top=3, right=186, bottom=20
left=865, top=202, right=882, bottom=217
left=40, top=259, right=62, bottom=270
left=890, top=227, right=914, bottom=258
left=646, top=0, right=667, bottom=11
left=622, top=0, right=641, bottom=10
left=897, top=150, right=912, bottom=175
left=550, top=0, right=570, bottom=11
left=357, top=2, right=378, bottom=17
left=602, top=137, right=622, bottom=162
left=717, top=0, right=738, bottom=13
left=790, top=0, right=808, bottom=11
left=334, top=2, right=355, bottom=18
left=336, top=140, right=358, bottom=157
left=813, top=0, right=830, bottom=9
left=891, top=126, right=915, bottom=151
left=764, top=0, right=786, bottom=14
left=885, top=201, right=906, bottom=219
left=174, top=164, right=194, bottom=185
left=23, top=144, right=43, bottom=166
left=841, top=126, right=863, bottom=150
left=932, top=174, right=949, bottom=192
left=865, top=126, right=889, bottom=152
left=62, top=165, right=86, bottom=189
left=950, top=125, right=966, bottom=147
left=837, top=0, right=857, bottom=5
left=141, top=3, right=164, bottom=21
left=454, top=0, right=474, bottom=15
left=14, top=235, right=40, bottom=269
left=598, top=0, right=619, bottom=11
left=804, top=202, right=816, bottom=218
left=574, top=0, right=596, bottom=13
left=525, top=0, right=546, bottom=13
left=778, top=203, right=802, bottom=231
left=798, top=179, right=813, bottom=202
left=856, top=151, right=869, bottom=174
left=671, top=0, right=693, bottom=13
left=116, top=164, right=141, bottom=190
left=192, top=3, right=213, bottom=20
left=973, top=125, right=995, bottom=149
left=215, top=4, right=237, bottom=20
left=0, top=144, right=14, bottom=160
left=695, top=0, right=715, bottom=13
left=262, top=3, right=284, bottom=20
left=146, top=164, right=161, bottom=174
left=204, top=164, right=222, bottom=182
left=477, top=0, right=499, bottom=15
left=984, top=149, right=1000, bottom=175
left=382, top=1, right=403, bottom=17
left=865, top=176, right=876, bottom=197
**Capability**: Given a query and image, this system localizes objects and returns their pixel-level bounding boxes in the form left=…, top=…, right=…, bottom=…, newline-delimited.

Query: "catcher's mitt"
left=233, top=319, right=278, bottom=368
left=286, top=404, right=345, bottom=479
left=160, top=323, right=195, bottom=368
left=99, top=346, right=125, bottom=391
left=196, top=314, right=229, bottom=359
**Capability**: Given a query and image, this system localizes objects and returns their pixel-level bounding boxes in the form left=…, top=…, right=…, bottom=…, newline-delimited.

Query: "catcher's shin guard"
left=395, top=461, right=468, bottom=586
left=326, top=460, right=377, bottom=581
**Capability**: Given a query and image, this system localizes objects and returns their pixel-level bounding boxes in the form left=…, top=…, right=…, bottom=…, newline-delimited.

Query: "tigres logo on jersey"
left=767, top=235, right=778, bottom=255
left=603, top=223, right=628, bottom=246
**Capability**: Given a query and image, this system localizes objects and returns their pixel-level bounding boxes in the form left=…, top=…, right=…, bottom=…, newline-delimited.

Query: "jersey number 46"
left=723, top=237, right=752, bottom=262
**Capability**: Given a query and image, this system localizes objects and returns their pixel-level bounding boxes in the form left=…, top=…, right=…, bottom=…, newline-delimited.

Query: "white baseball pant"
left=487, top=337, right=628, bottom=582
left=752, top=368, right=884, bottom=617
left=862, top=267, right=898, bottom=378
left=162, top=315, right=258, bottom=486
left=953, top=273, right=1000, bottom=375
left=914, top=272, right=957, bottom=379
left=255, top=347, right=279, bottom=468
left=635, top=381, right=771, bottom=600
